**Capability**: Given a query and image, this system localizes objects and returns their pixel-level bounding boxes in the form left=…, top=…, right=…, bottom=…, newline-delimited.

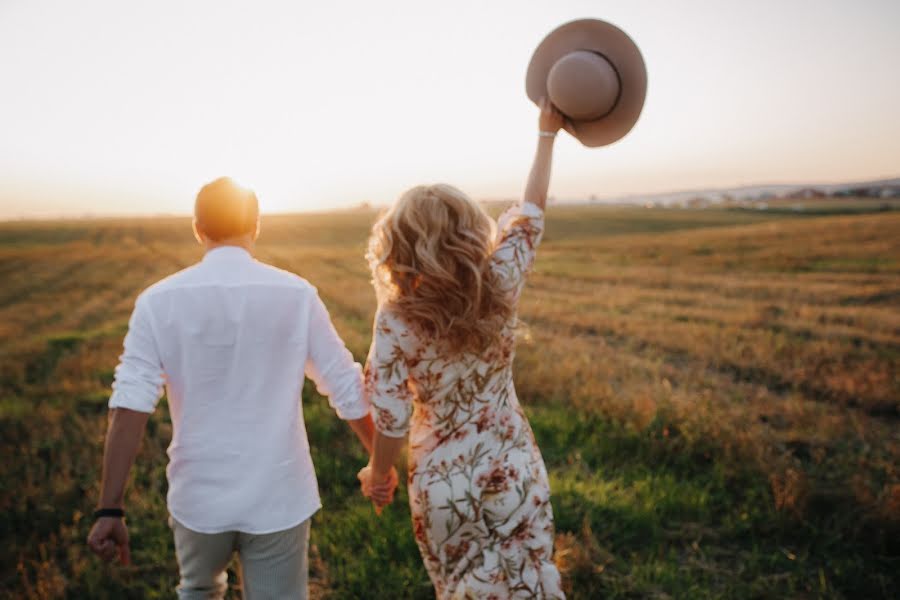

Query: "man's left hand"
left=87, top=517, right=131, bottom=565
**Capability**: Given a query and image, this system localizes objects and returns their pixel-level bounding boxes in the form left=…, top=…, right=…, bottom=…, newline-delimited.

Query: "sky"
left=1, top=0, right=899, bottom=218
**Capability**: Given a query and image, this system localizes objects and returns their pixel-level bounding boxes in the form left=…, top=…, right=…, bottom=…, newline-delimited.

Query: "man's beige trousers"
left=170, top=516, right=310, bottom=599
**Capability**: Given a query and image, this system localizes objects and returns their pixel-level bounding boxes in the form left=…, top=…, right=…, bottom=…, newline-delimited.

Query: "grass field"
left=1, top=204, right=898, bottom=599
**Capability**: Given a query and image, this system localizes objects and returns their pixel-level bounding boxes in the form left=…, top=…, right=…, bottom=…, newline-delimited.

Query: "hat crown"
left=546, top=50, right=620, bottom=122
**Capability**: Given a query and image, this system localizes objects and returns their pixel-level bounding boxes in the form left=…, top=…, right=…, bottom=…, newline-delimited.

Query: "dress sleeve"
left=365, top=308, right=413, bottom=438
left=489, top=200, right=545, bottom=301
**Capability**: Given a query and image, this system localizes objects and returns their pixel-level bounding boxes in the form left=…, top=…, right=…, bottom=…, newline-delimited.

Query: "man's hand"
left=89, top=407, right=147, bottom=565
left=358, top=465, right=399, bottom=515
left=87, top=517, right=131, bottom=565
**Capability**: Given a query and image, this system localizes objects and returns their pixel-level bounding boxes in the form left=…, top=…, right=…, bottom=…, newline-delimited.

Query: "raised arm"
left=523, top=97, right=565, bottom=210
left=488, top=99, right=564, bottom=301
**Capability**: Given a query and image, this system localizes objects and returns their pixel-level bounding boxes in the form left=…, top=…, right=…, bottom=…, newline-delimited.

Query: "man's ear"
left=192, top=219, right=205, bottom=245
left=252, top=218, right=260, bottom=242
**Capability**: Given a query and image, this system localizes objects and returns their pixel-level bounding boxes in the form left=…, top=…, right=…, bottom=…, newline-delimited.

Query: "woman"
left=358, top=98, right=566, bottom=599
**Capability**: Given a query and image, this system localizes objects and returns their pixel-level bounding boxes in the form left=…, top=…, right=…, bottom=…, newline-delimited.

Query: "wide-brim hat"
left=526, top=19, right=647, bottom=147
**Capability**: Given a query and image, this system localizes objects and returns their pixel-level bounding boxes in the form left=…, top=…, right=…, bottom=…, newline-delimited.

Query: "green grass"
left=1, top=205, right=898, bottom=598
left=527, top=407, right=894, bottom=599
left=298, top=396, right=896, bottom=599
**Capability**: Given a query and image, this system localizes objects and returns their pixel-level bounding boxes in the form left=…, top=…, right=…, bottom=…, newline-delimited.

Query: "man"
left=87, top=177, right=397, bottom=598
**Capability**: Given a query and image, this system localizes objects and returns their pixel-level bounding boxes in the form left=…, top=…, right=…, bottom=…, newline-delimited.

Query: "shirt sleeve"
left=108, top=294, right=166, bottom=413
left=304, top=292, right=369, bottom=420
left=489, top=200, right=545, bottom=302
left=365, top=308, right=413, bottom=438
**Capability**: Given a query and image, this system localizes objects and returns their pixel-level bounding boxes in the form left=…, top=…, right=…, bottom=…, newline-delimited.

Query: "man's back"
left=109, top=246, right=367, bottom=533
left=88, top=178, right=379, bottom=598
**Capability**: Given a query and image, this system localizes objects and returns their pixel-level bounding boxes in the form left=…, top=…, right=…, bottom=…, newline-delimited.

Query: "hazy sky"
left=1, top=0, right=899, bottom=218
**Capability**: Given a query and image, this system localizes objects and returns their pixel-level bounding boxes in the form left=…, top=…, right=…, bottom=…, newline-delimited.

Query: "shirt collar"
left=202, top=245, right=253, bottom=263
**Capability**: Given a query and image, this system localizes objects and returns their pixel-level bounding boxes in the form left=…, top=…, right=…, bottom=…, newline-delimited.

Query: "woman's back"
left=372, top=307, right=520, bottom=459
left=359, top=99, right=566, bottom=599
left=365, top=201, right=563, bottom=598
left=366, top=200, right=545, bottom=455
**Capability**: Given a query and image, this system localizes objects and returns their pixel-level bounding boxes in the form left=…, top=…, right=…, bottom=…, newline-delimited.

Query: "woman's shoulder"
left=374, top=304, right=434, bottom=365
left=374, top=303, right=417, bottom=343
left=375, top=301, right=403, bottom=325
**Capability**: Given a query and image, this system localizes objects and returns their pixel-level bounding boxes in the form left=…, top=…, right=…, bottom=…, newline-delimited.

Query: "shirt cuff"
left=332, top=388, right=371, bottom=421
left=336, top=401, right=371, bottom=421
left=108, top=389, right=156, bottom=414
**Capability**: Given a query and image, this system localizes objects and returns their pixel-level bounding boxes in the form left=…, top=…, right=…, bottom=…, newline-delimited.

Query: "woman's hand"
left=538, top=96, right=565, bottom=134
left=358, top=465, right=399, bottom=515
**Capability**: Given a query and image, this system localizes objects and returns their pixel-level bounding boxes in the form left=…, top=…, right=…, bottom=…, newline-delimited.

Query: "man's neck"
left=203, top=238, right=254, bottom=255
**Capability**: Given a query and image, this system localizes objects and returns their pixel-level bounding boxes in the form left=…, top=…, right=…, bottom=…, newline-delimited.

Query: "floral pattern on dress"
left=365, top=201, right=564, bottom=599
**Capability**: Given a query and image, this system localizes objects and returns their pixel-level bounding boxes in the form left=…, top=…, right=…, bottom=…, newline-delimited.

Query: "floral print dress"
left=366, top=201, right=565, bottom=599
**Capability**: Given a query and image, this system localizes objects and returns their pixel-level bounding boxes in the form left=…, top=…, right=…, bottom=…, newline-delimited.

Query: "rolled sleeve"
left=365, top=309, right=413, bottom=438
left=304, top=293, right=369, bottom=420
left=489, top=201, right=545, bottom=301
left=108, top=295, right=166, bottom=413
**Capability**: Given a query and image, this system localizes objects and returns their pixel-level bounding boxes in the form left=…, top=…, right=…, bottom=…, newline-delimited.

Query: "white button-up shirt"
left=108, top=246, right=368, bottom=534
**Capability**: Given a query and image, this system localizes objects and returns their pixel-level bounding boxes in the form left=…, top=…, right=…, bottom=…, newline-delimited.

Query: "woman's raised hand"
left=538, top=96, right=565, bottom=134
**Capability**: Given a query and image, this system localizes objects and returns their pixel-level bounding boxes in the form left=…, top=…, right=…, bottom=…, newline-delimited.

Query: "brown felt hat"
left=526, top=19, right=647, bottom=147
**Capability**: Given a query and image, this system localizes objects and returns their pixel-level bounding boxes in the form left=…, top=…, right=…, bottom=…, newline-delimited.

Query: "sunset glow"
left=1, top=0, right=899, bottom=218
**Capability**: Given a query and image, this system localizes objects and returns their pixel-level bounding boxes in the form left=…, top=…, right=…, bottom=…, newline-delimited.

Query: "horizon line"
left=2, top=172, right=898, bottom=224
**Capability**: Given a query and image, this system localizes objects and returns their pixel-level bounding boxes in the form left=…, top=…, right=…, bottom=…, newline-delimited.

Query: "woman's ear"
left=253, top=218, right=261, bottom=241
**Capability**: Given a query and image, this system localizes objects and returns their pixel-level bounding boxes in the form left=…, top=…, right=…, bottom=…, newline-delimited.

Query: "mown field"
left=1, top=204, right=898, bottom=599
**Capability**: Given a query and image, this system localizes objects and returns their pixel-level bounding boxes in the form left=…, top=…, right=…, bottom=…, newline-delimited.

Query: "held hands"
left=358, top=464, right=399, bottom=515
left=87, top=517, right=131, bottom=565
left=538, top=96, right=566, bottom=135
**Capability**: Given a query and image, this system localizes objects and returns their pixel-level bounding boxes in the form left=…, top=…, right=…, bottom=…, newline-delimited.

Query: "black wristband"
left=93, top=508, right=125, bottom=520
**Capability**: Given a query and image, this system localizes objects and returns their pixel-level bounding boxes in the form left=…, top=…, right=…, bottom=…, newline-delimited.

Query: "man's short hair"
left=194, top=177, right=259, bottom=241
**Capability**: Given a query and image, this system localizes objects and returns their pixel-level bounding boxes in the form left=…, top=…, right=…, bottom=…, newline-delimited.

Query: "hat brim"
left=526, top=19, right=647, bottom=148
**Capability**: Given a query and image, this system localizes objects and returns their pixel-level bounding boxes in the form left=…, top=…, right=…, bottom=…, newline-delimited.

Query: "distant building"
left=686, top=196, right=710, bottom=208
left=786, top=188, right=825, bottom=200
left=838, top=187, right=886, bottom=198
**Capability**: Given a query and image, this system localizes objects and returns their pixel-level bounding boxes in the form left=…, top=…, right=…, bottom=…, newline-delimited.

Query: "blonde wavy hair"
left=366, top=184, right=514, bottom=354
